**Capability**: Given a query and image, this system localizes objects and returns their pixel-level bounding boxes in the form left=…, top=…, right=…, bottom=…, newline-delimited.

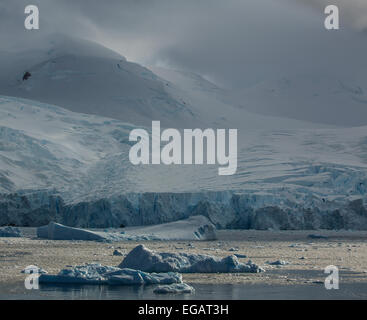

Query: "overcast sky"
left=0, top=0, right=366, bottom=89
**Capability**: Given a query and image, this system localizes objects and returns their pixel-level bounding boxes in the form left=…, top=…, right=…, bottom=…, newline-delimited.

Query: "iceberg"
left=266, top=260, right=290, bottom=266
left=39, top=264, right=182, bottom=285
left=37, top=216, right=216, bottom=241
left=121, top=215, right=217, bottom=241
left=37, top=222, right=108, bottom=241
left=154, top=283, right=195, bottom=294
left=119, top=245, right=265, bottom=273
left=107, top=269, right=182, bottom=286
left=0, top=226, right=22, bottom=237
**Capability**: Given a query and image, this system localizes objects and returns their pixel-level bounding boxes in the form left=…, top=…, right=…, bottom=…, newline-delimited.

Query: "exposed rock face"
left=1, top=191, right=367, bottom=230
left=119, top=245, right=264, bottom=273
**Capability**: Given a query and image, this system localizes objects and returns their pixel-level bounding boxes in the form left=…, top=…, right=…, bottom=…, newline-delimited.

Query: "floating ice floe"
left=36, top=216, right=216, bottom=241
left=0, top=226, right=22, bottom=237
left=38, top=264, right=182, bottom=285
left=154, top=283, right=195, bottom=294
left=119, top=245, right=265, bottom=273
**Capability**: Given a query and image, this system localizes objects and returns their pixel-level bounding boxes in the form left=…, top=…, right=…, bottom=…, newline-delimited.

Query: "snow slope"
left=0, top=35, right=320, bottom=131
left=0, top=95, right=137, bottom=196
left=0, top=35, right=197, bottom=128
left=235, top=74, right=367, bottom=126
left=150, top=66, right=320, bottom=131
left=2, top=95, right=366, bottom=200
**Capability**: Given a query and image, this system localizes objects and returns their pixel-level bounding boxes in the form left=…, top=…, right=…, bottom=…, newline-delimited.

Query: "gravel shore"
left=1, top=229, right=367, bottom=298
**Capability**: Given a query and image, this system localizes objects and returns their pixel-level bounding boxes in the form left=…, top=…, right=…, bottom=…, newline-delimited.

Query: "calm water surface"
left=1, top=281, right=366, bottom=300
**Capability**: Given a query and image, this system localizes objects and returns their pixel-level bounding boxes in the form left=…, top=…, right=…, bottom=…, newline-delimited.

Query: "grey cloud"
left=0, top=0, right=366, bottom=90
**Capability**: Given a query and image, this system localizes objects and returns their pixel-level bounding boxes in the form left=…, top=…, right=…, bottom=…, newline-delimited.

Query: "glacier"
left=0, top=36, right=366, bottom=230
left=0, top=95, right=366, bottom=230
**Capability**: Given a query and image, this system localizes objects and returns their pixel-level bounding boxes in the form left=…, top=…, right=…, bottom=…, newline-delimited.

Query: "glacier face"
left=1, top=191, right=367, bottom=230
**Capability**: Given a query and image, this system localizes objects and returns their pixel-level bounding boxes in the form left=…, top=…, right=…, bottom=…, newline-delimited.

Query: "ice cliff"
left=1, top=191, right=367, bottom=230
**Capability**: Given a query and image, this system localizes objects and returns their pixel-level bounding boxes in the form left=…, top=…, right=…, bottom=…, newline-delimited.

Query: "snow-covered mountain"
left=0, top=35, right=198, bottom=128
left=0, top=35, right=320, bottom=131
left=0, top=35, right=366, bottom=229
left=236, top=74, right=367, bottom=126
left=149, top=67, right=321, bottom=131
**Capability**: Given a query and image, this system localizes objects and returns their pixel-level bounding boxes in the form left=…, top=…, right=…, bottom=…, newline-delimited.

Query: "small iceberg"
left=37, top=222, right=106, bottom=241
left=0, top=226, right=22, bottom=237
left=36, top=216, right=216, bottom=241
left=266, top=260, right=290, bottom=266
left=154, top=283, right=195, bottom=295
